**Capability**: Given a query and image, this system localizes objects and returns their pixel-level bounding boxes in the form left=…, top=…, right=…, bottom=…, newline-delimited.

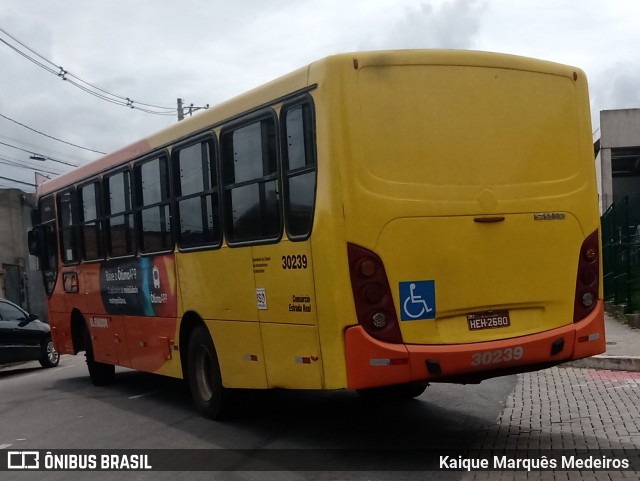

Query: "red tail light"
left=573, top=230, right=600, bottom=323
left=347, top=243, right=403, bottom=343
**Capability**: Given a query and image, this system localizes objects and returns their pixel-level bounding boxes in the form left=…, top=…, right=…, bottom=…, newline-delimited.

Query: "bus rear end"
left=339, top=51, right=604, bottom=389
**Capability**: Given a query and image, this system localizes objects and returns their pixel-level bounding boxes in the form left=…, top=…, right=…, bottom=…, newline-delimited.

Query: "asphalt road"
left=0, top=355, right=516, bottom=480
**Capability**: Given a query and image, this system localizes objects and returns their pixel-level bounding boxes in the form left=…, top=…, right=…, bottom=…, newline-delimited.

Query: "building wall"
left=601, top=109, right=640, bottom=148
left=0, top=189, right=47, bottom=321
left=600, top=109, right=640, bottom=212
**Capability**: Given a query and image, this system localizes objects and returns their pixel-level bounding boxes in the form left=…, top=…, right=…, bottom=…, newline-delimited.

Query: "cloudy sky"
left=1, top=0, right=638, bottom=191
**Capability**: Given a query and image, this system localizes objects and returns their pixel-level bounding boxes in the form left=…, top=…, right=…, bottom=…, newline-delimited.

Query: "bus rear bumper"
left=344, top=301, right=605, bottom=389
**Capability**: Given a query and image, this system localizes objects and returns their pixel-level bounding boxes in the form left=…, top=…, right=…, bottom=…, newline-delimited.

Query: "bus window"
left=173, top=138, right=221, bottom=249
left=57, top=189, right=79, bottom=264
left=281, top=100, right=316, bottom=240
left=221, top=116, right=280, bottom=244
left=80, top=181, right=104, bottom=260
left=136, top=155, right=173, bottom=253
left=105, top=170, right=136, bottom=257
left=40, top=195, right=56, bottom=224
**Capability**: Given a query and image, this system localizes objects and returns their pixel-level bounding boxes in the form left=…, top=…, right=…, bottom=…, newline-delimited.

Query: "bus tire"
left=357, top=381, right=428, bottom=402
left=84, top=329, right=115, bottom=386
left=187, top=325, right=229, bottom=420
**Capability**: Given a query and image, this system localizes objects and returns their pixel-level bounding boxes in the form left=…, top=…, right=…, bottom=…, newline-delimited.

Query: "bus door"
left=252, top=241, right=322, bottom=389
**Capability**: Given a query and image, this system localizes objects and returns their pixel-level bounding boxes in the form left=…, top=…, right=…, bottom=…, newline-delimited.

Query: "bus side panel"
left=260, top=323, right=323, bottom=389
left=125, top=315, right=181, bottom=378
left=177, top=247, right=263, bottom=385
left=49, top=311, right=74, bottom=354
left=86, top=314, right=131, bottom=368
left=177, top=247, right=258, bottom=321
left=207, top=319, right=268, bottom=389
left=76, top=263, right=133, bottom=367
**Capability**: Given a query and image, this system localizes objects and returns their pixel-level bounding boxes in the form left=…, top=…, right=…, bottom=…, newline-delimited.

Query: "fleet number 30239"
left=471, top=346, right=524, bottom=366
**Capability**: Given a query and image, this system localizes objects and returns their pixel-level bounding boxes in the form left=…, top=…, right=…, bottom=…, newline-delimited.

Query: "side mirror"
left=28, top=228, right=43, bottom=257
left=31, top=208, right=40, bottom=226
left=28, top=313, right=39, bottom=322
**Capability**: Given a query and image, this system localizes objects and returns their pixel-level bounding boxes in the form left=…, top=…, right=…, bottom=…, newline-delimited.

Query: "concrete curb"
left=563, top=356, right=640, bottom=372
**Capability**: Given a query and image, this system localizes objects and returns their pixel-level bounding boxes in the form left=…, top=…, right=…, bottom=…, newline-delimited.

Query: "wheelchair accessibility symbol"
left=399, top=281, right=436, bottom=321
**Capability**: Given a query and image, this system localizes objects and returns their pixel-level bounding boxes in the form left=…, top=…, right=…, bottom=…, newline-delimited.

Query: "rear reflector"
left=578, top=333, right=601, bottom=343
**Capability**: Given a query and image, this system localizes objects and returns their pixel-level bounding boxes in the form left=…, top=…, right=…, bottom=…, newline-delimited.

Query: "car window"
left=0, top=301, right=27, bottom=322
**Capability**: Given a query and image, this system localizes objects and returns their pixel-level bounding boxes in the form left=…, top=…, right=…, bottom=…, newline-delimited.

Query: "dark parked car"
left=0, top=299, right=59, bottom=368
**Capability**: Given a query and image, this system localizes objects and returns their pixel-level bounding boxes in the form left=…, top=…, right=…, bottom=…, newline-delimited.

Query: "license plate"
left=467, top=310, right=511, bottom=331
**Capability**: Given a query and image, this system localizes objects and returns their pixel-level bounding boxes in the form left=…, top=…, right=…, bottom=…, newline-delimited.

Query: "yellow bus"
left=29, top=50, right=605, bottom=419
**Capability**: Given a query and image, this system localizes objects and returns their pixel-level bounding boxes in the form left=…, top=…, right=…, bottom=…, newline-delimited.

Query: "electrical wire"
left=0, top=156, right=62, bottom=176
left=0, top=26, right=208, bottom=116
left=0, top=133, right=91, bottom=164
left=0, top=154, right=65, bottom=175
left=0, top=26, right=174, bottom=111
left=0, top=113, right=106, bottom=154
left=0, top=174, right=36, bottom=187
left=0, top=140, right=79, bottom=167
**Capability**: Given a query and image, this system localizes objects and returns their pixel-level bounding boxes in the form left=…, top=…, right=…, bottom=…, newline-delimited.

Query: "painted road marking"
left=128, top=388, right=165, bottom=400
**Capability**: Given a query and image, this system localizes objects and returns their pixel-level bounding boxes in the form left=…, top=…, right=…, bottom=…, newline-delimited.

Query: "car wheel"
left=84, top=329, right=115, bottom=386
left=187, top=325, right=230, bottom=419
left=39, top=336, right=60, bottom=368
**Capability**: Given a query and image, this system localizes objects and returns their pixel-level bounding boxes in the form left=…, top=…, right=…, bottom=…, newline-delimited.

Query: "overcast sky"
left=1, top=0, right=638, bottom=191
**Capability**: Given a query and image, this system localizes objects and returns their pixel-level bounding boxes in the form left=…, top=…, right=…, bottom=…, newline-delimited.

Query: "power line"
left=0, top=112, right=106, bottom=154
left=0, top=27, right=173, bottom=111
left=0, top=174, right=36, bottom=188
left=0, top=140, right=79, bottom=167
left=0, top=156, right=62, bottom=176
left=0, top=133, right=90, bottom=164
left=0, top=26, right=208, bottom=118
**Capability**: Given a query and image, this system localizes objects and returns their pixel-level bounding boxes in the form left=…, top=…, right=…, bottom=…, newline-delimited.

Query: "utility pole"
left=177, top=98, right=209, bottom=121
left=177, top=98, right=184, bottom=121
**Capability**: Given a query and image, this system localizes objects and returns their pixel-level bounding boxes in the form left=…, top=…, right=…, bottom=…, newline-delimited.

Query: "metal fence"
left=602, top=194, right=640, bottom=312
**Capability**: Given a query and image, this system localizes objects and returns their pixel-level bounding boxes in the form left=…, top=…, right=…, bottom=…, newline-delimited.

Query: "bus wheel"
left=187, top=325, right=229, bottom=420
left=84, top=330, right=115, bottom=386
left=357, top=381, right=428, bottom=402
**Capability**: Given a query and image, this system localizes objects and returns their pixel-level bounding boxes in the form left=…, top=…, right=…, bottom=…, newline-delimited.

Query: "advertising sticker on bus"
left=399, top=281, right=436, bottom=321
left=99, top=256, right=177, bottom=317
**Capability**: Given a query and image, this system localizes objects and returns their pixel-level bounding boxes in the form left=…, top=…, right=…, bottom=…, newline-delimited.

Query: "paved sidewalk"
left=467, top=365, right=640, bottom=480
left=567, top=313, right=640, bottom=371
left=462, top=312, right=640, bottom=480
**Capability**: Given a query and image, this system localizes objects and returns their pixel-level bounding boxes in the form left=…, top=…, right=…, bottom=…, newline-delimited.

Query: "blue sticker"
left=399, top=281, right=436, bottom=321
